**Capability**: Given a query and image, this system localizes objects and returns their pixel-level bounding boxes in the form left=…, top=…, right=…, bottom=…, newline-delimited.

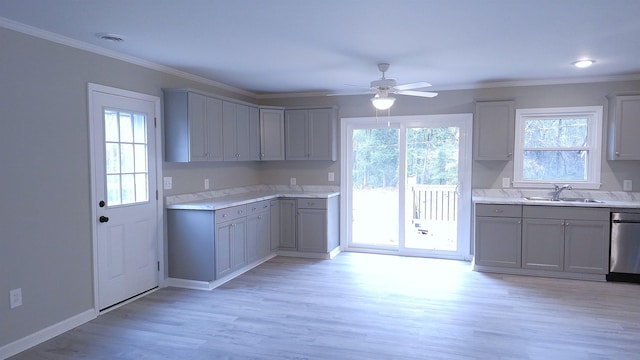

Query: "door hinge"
left=157, top=261, right=160, bottom=272
left=154, top=117, right=157, bottom=128
left=156, top=190, right=158, bottom=200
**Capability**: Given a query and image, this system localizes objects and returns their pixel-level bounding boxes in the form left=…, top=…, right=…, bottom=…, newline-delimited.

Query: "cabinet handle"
left=616, top=151, right=620, bottom=156
left=252, top=207, right=257, bottom=211
left=494, top=209, right=504, bottom=213
left=565, top=222, right=569, bottom=226
left=258, top=215, right=262, bottom=219
left=308, top=202, right=315, bottom=206
left=222, top=214, right=228, bottom=217
left=508, top=153, right=513, bottom=157
left=263, top=205, right=268, bottom=209
left=517, top=220, right=521, bottom=224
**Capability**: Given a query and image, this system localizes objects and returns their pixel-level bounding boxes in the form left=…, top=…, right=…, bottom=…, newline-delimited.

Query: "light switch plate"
left=10, top=288, right=22, bottom=308
left=328, top=172, right=335, bottom=182
left=290, top=177, right=297, bottom=185
left=502, top=177, right=511, bottom=188
left=623, top=180, right=632, bottom=191
left=204, top=178, right=210, bottom=190
left=163, top=177, right=173, bottom=190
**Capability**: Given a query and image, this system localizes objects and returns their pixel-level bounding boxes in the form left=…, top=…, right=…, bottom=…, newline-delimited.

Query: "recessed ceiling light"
left=573, top=59, right=595, bottom=68
left=96, top=33, right=125, bottom=42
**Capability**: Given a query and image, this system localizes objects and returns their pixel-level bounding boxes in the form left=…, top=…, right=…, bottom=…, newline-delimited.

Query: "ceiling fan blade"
left=394, top=81, right=432, bottom=90
left=326, top=90, right=374, bottom=96
left=396, top=90, right=438, bottom=98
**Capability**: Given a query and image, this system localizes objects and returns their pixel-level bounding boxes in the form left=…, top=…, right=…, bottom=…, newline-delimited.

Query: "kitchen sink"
left=522, top=196, right=604, bottom=203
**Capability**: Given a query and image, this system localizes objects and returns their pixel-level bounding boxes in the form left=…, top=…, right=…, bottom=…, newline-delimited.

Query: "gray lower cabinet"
left=246, top=200, right=271, bottom=263
left=522, top=206, right=609, bottom=274
left=475, top=203, right=610, bottom=277
left=214, top=205, right=247, bottom=279
left=167, top=209, right=215, bottom=281
left=270, top=200, right=281, bottom=251
left=474, top=204, right=522, bottom=268
left=297, top=197, right=339, bottom=253
left=278, top=199, right=297, bottom=249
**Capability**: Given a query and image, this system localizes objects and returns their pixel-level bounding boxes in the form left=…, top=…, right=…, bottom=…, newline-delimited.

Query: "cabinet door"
left=222, top=101, right=238, bottom=161
left=235, top=104, right=251, bottom=161
left=188, top=92, right=208, bottom=161
left=285, top=110, right=308, bottom=160
left=308, top=108, right=336, bottom=161
left=215, top=218, right=246, bottom=279
left=297, top=208, right=327, bottom=252
left=249, top=106, right=261, bottom=161
left=279, top=199, right=297, bottom=249
left=522, top=218, right=564, bottom=271
left=257, top=211, right=271, bottom=259
left=246, top=211, right=271, bottom=263
left=260, top=108, right=285, bottom=161
left=474, top=101, right=515, bottom=160
left=474, top=216, right=521, bottom=268
left=205, top=97, right=224, bottom=161
left=215, top=222, right=233, bottom=279
left=564, top=220, right=609, bottom=274
left=270, top=200, right=281, bottom=251
left=608, top=95, right=640, bottom=160
left=231, top=218, right=247, bottom=270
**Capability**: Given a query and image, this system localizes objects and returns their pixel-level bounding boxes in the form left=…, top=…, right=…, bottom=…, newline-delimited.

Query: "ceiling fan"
left=330, top=63, right=438, bottom=110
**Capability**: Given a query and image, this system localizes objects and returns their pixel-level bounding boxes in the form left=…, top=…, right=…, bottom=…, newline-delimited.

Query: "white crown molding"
left=0, top=16, right=257, bottom=98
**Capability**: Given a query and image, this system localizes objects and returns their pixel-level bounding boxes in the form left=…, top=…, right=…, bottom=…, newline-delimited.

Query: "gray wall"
left=2, top=22, right=640, bottom=351
left=260, top=81, right=640, bottom=191
left=0, top=26, right=257, bottom=348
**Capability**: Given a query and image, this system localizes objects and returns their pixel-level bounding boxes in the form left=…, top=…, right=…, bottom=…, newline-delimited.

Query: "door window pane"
left=351, top=128, right=399, bottom=247
left=104, top=109, right=149, bottom=207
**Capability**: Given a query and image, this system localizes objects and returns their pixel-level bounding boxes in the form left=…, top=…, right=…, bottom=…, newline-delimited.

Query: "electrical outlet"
left=623, top=180, right=633, bottom=191
left=328, top=172, right=335, bottom=182
left=290, top=177, right=297, bottom=185
left=204, top=178, right=210, bottom=190
left=163, top=177, right=173, bottom=190
left=502, top=177, right=511, bottom=188
left=10, top=288, right=22, bottom=309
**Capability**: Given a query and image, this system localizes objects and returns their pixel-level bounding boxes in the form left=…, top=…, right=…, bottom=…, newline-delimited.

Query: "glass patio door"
left=343, top=114, right=472, bottom=260
left=404, top=125, right=460, bottom=253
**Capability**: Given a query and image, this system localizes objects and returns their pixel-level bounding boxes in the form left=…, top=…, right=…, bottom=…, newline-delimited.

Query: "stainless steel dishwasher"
left=608, top=212, right=640, bottom=283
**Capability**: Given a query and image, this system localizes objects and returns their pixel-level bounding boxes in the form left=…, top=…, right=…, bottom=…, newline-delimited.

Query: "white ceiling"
left=2, top=0, right=640, bottom=98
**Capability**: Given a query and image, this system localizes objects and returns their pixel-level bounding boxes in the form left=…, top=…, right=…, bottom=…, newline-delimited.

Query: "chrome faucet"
left=552, top=184, right=572, bottom=201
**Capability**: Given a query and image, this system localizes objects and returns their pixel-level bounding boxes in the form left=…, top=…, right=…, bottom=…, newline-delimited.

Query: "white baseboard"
left=167, top=253, right=278, bottom=291
left=0, top=309, right=95, bottom=359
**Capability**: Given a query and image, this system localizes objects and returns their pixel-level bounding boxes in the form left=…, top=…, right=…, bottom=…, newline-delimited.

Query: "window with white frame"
left=513, top=106, right=603, bottom=189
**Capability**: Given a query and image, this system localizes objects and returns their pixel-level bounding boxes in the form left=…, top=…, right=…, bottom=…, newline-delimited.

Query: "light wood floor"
left=11, top=252, right=640, bottom=359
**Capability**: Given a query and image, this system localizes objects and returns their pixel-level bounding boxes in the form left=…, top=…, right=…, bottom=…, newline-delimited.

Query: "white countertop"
left=472, top=189, right=640, bottom=209
left=166, top=185, right=339, bottom=211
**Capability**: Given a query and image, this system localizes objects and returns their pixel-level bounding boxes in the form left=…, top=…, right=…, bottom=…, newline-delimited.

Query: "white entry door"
left=89, top=84, right=160, bottom=311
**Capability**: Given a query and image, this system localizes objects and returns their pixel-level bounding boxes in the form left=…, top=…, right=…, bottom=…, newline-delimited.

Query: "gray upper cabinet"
left=249, top=106, right=261, bottom=161
left=607, top=94, right=640, bottom=160
left=223, top=101, right=252, bottom=161
left=259, top=108, right=285, bottom=161
left=474, top=204, right=522, bottom=268
left=474, top=100, right=515, bottom=160
left=285, top=108, right=337, bottom=161
left=164, top=90, right=223, bottom=162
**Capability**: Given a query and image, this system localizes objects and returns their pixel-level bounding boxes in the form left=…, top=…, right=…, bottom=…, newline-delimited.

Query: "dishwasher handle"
left=612, top=212, right=640, bottom=223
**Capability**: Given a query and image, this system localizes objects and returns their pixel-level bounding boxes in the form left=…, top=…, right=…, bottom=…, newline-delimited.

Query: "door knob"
left=99, top=216, right=109, bottom=223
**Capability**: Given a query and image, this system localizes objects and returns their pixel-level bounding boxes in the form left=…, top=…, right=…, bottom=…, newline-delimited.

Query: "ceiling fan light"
left=371, top=95, right=395, bottom=110
left=573, top=59, right=595, bottom=68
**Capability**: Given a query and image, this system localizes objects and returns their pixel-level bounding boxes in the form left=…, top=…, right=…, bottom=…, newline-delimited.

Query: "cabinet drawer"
left=523, top=206, right=609, bottom=221
left=247, top=200, right=271, bottom=215
left=297, top=198, right=327, bottom=209
left=476, top=204, right=521, bottom=218
left=215, top=205, right=247, bottom=223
